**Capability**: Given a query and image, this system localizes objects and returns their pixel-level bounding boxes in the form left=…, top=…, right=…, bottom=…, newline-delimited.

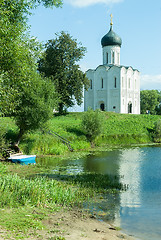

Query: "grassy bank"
left=0, top=161, right=124, bottom=239
left=2, top=112, right=159, bottom=155
left=0, top=112, right=160, bottom=239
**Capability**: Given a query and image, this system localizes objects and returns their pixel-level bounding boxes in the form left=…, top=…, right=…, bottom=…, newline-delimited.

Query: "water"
left=38, top=145, right=161, bottom=240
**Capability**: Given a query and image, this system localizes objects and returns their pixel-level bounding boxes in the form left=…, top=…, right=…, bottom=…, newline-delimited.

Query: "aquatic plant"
left=0, top=174, right=81, bottom=208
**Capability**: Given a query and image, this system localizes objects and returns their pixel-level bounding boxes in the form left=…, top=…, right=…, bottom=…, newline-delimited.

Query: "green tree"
left=82, top=109, right=104, bottom=145
left=38, top=31, right=90, bottom=114
left=140, top=90, right=160, bottom=115
left=0, top=0, right=62, bottom=147
left=153, top=119, right=161, bottom=143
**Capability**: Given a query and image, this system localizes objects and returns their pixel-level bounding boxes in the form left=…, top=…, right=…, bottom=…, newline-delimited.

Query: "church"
left=84, top=16, right=140, bottom=114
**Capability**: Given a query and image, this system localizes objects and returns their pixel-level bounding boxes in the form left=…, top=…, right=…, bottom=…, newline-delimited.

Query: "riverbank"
left=1, top=113, right=158, bottom=239
left=0, top=207, right=135, bottom=240
left=1, top=112, right=160, bottom=157
left=0, top=159, right=134, bottom=240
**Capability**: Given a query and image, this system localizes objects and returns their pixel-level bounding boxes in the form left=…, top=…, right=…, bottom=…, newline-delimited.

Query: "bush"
left=81, top=109, right=104, bottom=144
left=153, top=119, right=161, bottom=143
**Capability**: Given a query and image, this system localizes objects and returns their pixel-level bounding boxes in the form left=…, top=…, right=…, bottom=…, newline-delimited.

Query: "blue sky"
left=29, top=0, right=161, bottom=93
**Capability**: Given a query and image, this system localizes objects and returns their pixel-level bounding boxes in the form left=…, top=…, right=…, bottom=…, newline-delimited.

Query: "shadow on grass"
left=32, top=172, right=127, bottom=192
left=66, top=127, right=85, bottom=137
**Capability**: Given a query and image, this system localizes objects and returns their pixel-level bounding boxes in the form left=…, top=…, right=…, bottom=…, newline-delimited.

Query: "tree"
left=140, top=90, right=160, bottom=115
left=0, top=0, right=62, bottom=74
left=38, top=31, right=90, bottom=114
left=153, top=119, right=161, bottom=143
left=0, top=0, right=62, bottom=147
left=81, top=109, right=104, bottom=145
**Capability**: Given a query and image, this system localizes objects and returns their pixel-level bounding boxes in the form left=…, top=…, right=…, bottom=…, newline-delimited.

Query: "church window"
left=123, top=99, right=124, bottom=105
left=128, top=102, right=132, bottom=113
left=113, top=106, right=116, bottom=109
left=112, top=52, right=115, bottom=64
left=114, top=77, right=117, bottom=88
left=135, top=79, right=137, bottom=89
left=107, top=53, right=108, bottom=64
left=90, top=80, right=92, bottom=89
left=101, top=78, right=103, bottom=88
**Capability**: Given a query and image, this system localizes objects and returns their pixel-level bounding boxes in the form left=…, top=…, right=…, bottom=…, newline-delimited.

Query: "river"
left=38, top=145, right=161, bottom=240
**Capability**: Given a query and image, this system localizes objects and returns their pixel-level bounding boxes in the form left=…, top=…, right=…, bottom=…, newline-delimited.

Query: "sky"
left=29, top=0, right=161, bottom=110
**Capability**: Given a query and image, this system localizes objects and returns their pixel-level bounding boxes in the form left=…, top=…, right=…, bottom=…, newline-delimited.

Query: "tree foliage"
left=38, top=31, right=90, bottom=114
left=153, top=119, right=161, bottom=143
left=82, top=109, right=104, bottom=144
left=140, top=90, right=161, bottom=115
left=0, top=0, right=62, bottom=145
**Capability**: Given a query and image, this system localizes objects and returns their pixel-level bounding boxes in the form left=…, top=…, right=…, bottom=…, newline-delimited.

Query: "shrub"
left=153, top=119, right=161, bottom=143
left=81, top=109, right=104, bottom=144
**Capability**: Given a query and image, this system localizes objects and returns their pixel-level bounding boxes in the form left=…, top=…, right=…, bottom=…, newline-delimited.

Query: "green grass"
left=1, top=112, right=161, bottom=156
left=0, top=160, right=125, bottom=238
left=0, top=112, right=160, bottom=238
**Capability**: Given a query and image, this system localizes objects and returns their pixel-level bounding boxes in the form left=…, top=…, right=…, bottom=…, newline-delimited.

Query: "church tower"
left=84, top=15, right=140, bottom=114
left=101, top=14, right=122, bottom=65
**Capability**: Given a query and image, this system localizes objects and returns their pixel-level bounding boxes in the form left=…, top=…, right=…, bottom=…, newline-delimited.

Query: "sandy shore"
left=0, top=208, right=136, bottom=240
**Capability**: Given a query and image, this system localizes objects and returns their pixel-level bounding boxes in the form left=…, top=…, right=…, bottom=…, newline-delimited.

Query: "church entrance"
left=128, top=102, right=132, bottom=113
left=100, top=103, right=105, bottom=111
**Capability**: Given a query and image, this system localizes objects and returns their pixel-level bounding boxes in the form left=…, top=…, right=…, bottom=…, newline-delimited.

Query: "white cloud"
left=65, top=0, right=123, bottom=8
left=140, top=74, right=161, bottom=91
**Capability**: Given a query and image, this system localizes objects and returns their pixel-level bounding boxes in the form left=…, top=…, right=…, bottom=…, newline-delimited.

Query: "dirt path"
left=0, top=209, right=136, bottom=240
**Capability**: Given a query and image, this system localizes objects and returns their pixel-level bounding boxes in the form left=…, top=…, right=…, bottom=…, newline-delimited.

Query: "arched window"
left=112, top=52, right=115, bottom=64
left=128, top=102, right=132, bottom=113
left=101, top=78, right=103, bottom=89
left=114, top=77, right=117, bottom=88
left=90, top=79, right=92, bottom=89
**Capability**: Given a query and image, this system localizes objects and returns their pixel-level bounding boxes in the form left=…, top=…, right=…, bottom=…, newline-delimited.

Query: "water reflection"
left=38, top=146, right=161, bottom=240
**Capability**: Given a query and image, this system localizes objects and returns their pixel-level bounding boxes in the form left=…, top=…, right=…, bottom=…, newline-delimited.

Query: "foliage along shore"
left=1, top=111, right=160, bottom=157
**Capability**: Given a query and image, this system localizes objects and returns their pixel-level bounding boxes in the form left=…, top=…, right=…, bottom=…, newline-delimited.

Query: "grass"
left=1, top=112, right=159, bottom=156
left=0, top=112, right=160, bottom=238
left=0, top=160, right=125, bottom=239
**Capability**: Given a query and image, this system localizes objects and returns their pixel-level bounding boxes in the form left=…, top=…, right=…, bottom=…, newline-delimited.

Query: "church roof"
left=101, top=26, right=122, bottom=47
left=86, top=64, right=139, bottom=73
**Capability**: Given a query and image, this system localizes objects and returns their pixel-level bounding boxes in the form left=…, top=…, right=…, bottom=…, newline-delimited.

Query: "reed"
left=0, top=174, right=81, bottom=208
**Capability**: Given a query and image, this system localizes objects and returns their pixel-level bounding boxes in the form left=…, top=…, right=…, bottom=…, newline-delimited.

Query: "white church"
left=84, top=16, right=140, bottom=114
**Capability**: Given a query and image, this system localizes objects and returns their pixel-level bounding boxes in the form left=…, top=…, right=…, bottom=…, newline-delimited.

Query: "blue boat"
left=8, top=155, right=36, bottom=165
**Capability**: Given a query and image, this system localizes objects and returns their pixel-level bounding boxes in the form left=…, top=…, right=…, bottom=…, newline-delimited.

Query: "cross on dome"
left=110, top=14, right=113, bottom=26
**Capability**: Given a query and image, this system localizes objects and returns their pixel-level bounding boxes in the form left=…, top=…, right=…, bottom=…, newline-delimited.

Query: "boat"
left=8, top=155, right=36, bottom=165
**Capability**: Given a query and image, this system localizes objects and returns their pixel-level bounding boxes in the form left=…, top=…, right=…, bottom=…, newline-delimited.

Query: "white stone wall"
left=120, top=67, right=140, bottom=114
left=84, top=65, right=140, bottom=114
left=102, top=46, right=121, bottom=65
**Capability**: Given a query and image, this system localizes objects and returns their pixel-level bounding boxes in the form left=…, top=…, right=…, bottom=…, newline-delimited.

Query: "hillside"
left=1, top=112, right=160, bottom=155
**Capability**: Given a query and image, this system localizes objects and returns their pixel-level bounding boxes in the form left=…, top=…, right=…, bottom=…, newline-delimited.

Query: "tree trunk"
left=13, top=128, right=24, bottom=153
left=58, top=102, right=64, bottom=115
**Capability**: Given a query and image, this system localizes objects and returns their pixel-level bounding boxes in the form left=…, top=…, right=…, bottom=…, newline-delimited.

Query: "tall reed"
left=0, top=174, right=80, bottom=208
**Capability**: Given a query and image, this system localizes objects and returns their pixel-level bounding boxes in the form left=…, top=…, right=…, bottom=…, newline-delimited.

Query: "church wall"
left=120, top=68, right=140, bottom=114
left=84, top=70, right=95, bottom=111
left=107, top=66, right=121, bottom=113
left=103, top=46, right=120, bottom=65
